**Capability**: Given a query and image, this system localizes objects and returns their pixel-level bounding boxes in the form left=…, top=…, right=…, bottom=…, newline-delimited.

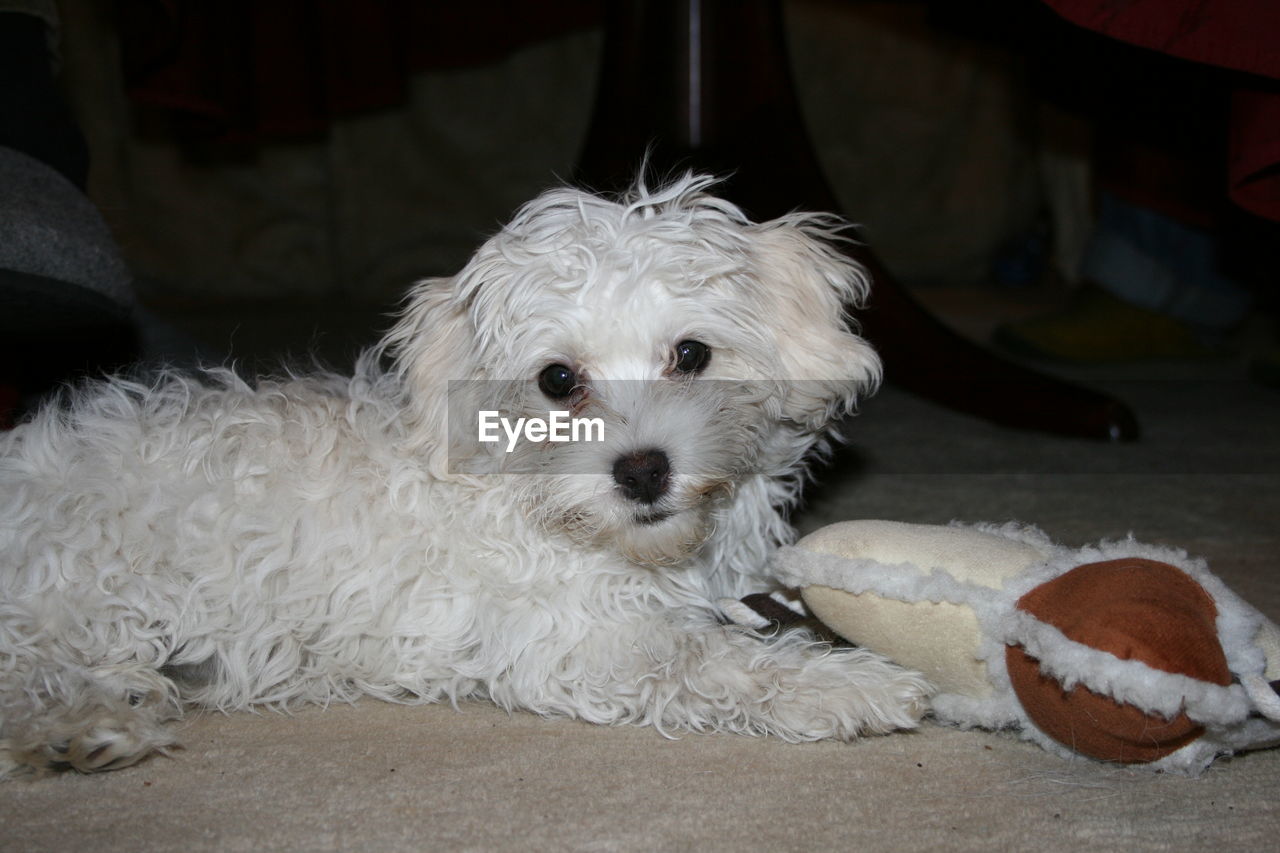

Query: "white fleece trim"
left=1001, top=609, right=1252, bottom=726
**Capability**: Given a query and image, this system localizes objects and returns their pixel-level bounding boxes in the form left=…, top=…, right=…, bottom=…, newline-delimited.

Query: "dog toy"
left=729, top=520, right=1280, bottom=773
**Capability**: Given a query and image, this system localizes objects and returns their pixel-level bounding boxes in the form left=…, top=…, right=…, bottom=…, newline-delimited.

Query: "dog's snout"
left=612, top=450, right=670, bottom=505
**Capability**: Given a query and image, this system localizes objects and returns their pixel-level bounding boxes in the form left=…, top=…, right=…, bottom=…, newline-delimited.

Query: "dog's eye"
left=538, top=363, right=577, bottom=399
left=673, top=340, right=711, bottom=374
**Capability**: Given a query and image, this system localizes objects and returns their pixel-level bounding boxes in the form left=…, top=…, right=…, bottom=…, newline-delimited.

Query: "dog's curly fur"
left=0, top=174, right=931, bottom=779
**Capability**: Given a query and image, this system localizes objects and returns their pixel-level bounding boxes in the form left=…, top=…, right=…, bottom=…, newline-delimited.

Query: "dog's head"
left=383, top=174, right=880, bottom=567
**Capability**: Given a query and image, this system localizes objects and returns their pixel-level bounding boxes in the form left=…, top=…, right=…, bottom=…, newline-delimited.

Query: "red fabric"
left=118, top=1, right=601, bottom=143
left=1042, top=0, right=1280, bottom=79
left=1230, top=88, right=1280, bottom=220
left=1043, top=0, right=1280, bottom=220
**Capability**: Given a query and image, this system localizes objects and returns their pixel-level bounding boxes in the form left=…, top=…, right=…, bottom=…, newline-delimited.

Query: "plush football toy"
left=727, top=520, right=1280, bottom=774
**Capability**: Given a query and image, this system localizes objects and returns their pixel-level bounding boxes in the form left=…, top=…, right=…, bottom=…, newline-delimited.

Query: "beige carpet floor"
left=4, top=308, right=1278, bottom=852
left=6, top=697, right=1278, bottom=852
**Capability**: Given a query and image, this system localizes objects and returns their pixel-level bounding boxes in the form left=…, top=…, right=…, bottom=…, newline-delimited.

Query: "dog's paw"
left=752, top=641, right=936, bottom=741
left=38, top=715, right=179, bottom=774
left=879, top=663, right=935, bottom=728
left=3, top=714, right=179, bottom=779
left=2, top=687, right=182, bottom=779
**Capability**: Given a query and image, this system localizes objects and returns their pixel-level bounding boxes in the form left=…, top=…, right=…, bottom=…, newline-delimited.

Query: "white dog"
left=0, top=173, right=930, bottom=778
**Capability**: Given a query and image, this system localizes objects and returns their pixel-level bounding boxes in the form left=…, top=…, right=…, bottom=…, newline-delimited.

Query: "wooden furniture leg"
left=575, top=0, right=1139, bottom=441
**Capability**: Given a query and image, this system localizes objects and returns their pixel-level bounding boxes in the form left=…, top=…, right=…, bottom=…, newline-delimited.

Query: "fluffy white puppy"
left=0, top=173, right=930, bottom=778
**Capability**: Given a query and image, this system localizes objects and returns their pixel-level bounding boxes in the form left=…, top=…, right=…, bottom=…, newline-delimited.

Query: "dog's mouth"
left=633, top=508, right=674, bottom=526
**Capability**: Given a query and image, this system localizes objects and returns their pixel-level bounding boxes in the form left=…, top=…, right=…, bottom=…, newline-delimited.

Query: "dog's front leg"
left=491, top=612, right=932, bottom=742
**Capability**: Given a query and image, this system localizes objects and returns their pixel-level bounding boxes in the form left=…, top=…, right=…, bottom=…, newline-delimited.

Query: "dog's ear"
left=381, top=277, right=480, bottom=476
left=749, top=216, right=882, bottom=429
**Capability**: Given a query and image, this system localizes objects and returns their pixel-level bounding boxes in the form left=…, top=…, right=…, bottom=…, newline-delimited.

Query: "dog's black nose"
left=612, top=449, right=670, bottom=505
